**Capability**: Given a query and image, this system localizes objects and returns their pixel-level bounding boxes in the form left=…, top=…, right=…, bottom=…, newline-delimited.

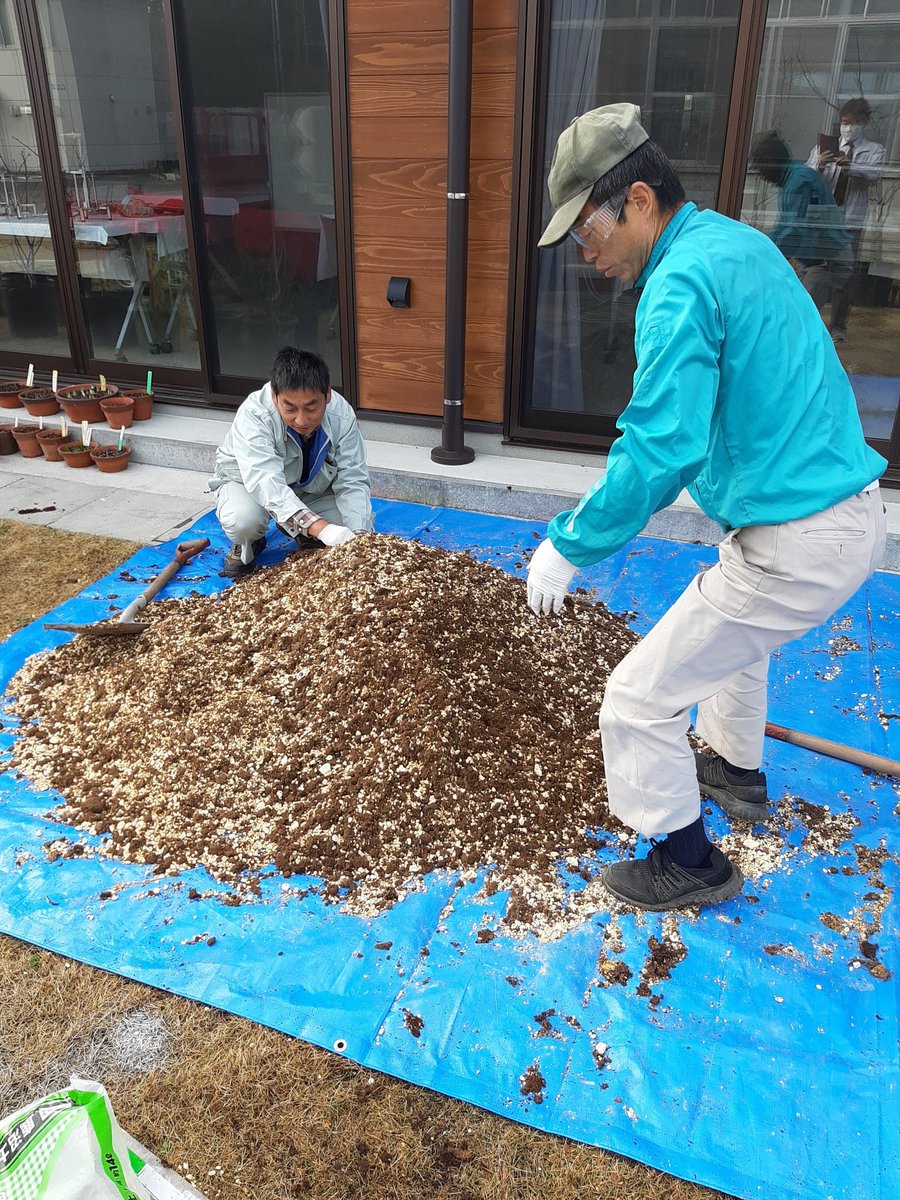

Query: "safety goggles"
left=568, top=189, right=628, bottom=249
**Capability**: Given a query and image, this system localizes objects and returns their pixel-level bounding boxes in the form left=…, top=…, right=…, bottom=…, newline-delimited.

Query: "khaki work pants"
left=599, top=487, right=886, bottom=836
left=214, top=481, right=351, bottom=553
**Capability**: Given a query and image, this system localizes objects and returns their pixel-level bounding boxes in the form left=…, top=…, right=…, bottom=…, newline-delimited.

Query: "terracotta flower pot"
left=58, top=441, right=95, bottom=468
left=0, top=425, right=18, bottom=455
left=0, top=381, right=28, bottom=410
left=90, top=444, right=132, bottom=473
left=121, top=389, right=153, bottom=421
left=57, top=384, right=119, bottom=424
left=36, top=427, right=68, bottom=462
left=100, top=398, right=134, bottom=429
left=11, top=425, right=42, bottom=457
left=19, top=387, right=61, bottom=417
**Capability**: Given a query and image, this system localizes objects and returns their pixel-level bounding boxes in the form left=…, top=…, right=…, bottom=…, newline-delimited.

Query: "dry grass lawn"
left=0, top=520, right=730, bottom=1200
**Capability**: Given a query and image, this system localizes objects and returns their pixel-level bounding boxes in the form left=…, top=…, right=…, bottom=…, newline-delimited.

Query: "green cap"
left=538, top=103, right=649, bottom=247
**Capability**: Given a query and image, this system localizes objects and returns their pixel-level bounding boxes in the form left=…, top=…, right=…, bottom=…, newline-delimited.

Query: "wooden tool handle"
left=117, top=538, right=211, bottom=622
left=134, top=558, right=180, bottom=608
left=174, top=537, right=210, bottom=566
left=765, top=721, right=900, bottom=778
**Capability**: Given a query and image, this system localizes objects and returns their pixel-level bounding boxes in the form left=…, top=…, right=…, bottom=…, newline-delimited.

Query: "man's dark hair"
left=588, top=139, right=685, bottom=218
left=271, top=346, right=330, bottom=396
left=749, top=129, right=792, bottom=185
left=840, top=97, right=871, bottom=123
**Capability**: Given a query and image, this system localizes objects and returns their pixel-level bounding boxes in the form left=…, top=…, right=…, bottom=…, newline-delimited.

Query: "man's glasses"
left=568, top=190, right=628, bottom=249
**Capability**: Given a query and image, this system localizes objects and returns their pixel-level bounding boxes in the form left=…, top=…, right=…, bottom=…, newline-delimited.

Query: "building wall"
left=346, top=0, right=518, bottom=422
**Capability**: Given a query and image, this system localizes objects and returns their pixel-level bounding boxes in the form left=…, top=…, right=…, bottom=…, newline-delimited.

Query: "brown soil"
left=402, top=1009, right=424, bottom=1039
left=61, top=386, right=116, bottom=400
left=519, top=1063, right=546, bottom=1104
left=9, top=535, right=638, bottom=930
left=641, top=932, right=688, bottom=987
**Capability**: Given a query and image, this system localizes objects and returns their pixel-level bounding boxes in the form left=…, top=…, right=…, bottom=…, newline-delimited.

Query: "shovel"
left=44, top=537, right=210, bottom=638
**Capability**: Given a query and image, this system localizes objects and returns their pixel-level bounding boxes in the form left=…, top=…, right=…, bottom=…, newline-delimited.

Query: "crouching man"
left=210, top=346, right=374, bottom=578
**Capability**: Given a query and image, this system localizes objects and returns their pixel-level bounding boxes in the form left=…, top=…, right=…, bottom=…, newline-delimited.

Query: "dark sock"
left=722, top=756, right=761, bottom=783
left=665, top=815, right=714, bottom=869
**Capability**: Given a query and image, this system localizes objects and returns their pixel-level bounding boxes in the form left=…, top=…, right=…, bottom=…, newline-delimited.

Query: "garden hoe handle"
left=116, top=537, right=210, bottom=624
left=765, top=721, right=900, bottom=778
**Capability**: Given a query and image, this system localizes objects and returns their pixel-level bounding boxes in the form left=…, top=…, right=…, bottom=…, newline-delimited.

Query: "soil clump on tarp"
left=8, top=535, right=639, bottom=928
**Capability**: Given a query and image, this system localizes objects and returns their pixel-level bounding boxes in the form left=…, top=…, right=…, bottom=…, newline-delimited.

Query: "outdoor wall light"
left=387, top=276, right=411, bottom=308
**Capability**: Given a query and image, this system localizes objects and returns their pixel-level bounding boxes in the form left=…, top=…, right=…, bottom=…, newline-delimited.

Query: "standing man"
left=527, top=104, right=886, bottom=910
left=806, top=98, right=885, bottom=341
left=210, top=346, right=374, bottom=578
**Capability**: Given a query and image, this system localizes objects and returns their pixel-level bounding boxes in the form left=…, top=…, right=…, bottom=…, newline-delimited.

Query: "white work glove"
left=318, top=523, right=356, bottom=547
left=526, top=537, right=578, bottom=615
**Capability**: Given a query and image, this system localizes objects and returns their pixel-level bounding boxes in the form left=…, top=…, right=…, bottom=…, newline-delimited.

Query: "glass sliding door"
left=0, top=0, right=70, bottom=358
left=34, top=0, right=201, bottom=371
left=517, top=0, right=740, bottom=440
left=739, top=2, right=900, bottom=460
left=176, top=0, right=342, bottom=388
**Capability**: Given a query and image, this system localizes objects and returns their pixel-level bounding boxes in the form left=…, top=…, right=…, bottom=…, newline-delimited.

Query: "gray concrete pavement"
left=1, top=407, right=898, bottom=570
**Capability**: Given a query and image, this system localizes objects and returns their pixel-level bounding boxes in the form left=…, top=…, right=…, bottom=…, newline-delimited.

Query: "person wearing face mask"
left=209, top=345, right=374, bottom=578
left=806, top=98, right=885, bottom=341
left=526, top=103, right=886, bottom=911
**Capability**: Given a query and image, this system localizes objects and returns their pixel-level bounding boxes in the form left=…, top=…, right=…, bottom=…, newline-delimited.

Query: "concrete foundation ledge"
left=22, top=407, right=898, bottom=571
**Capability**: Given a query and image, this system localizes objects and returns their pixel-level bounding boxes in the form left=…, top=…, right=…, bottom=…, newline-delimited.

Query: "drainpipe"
left=431, top=0, right=475, bottom=465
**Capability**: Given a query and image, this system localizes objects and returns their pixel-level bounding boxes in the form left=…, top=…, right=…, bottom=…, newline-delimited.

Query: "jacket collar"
left=636, top=201, right=696, bottom=289
left=286, top=422, right=331, bottom=484
left=841, top=134, right=878, bottom=156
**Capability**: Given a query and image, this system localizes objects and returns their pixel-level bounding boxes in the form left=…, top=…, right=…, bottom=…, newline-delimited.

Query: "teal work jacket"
left=772, top=162, right=851, bottom=266
left=548, top=203, right=886, bottom=568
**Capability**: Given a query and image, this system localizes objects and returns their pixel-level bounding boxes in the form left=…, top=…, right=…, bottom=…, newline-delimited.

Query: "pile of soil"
left=8, top=536, right=638, bottom=926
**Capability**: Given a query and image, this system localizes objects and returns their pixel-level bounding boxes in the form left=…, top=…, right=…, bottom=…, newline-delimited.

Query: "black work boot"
left=695, top=751, right=768, bottom=822
left=602, top=840, right=743, bottom=911
left=222, top=536, right=267, bottom=579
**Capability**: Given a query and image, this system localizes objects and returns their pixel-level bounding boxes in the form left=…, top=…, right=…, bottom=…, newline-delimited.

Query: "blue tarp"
left=1, top=501, right=897, bottom=1200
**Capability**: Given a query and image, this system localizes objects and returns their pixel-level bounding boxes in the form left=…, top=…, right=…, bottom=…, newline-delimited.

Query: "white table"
left=0, top=214, right=188, bottom=357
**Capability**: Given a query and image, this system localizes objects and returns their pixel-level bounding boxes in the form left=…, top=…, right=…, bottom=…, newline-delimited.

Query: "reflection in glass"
left=742, top=18, right=900, bottom=443
left=35, top=0, right=200, bottom=369
left=529, top=0, right=739, bottom=418
left=0, top=7, right=69, bottom=356
left=179, top=0, right=341, bottom=385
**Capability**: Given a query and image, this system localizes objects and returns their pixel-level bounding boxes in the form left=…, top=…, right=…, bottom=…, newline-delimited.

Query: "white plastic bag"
left=0, top=1077, right=150, bottom=1200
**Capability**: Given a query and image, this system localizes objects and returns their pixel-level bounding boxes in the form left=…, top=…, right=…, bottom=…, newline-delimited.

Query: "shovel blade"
left=44, top=621, right=151, bottom=637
